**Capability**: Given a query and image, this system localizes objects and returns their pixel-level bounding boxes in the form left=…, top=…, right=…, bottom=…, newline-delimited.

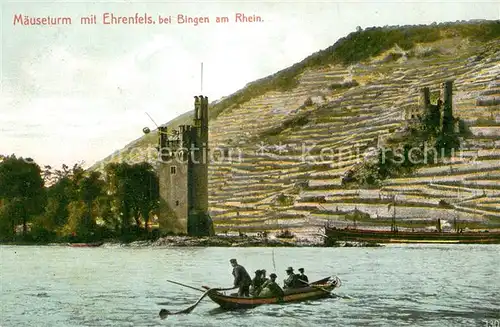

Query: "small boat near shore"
left=68, top=242, right=104, bottom=247
left=205, top=276, right=340, bottom=309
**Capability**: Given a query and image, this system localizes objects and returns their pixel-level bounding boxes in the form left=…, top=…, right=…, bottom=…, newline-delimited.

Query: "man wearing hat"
left=258, top=273, right=284, bottom=299
left=297, top=268, right=309, bottom=286
left=283, top=266, right=300, bottom=289
left=230, top=259, right=252, bottom=297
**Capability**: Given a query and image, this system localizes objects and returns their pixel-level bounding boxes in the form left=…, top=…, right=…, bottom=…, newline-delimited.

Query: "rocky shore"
left=1, top=236, right=381, bottom=247
left=119, top=235, right=382, bottom=247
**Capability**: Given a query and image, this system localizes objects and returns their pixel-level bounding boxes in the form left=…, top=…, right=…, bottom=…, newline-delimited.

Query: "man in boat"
left=258, top=273, right=284, bottom=299
left=251, top=270, right=264, bottom=295
left=283, top=267, right=301, bottom=289
left=297, top=268, right=309, bottom=286
left=261, top=269, right=269, bottom=283
left=230, top=258, right=252, bottom=297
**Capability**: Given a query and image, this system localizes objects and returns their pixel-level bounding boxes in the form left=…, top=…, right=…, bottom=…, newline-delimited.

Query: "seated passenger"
left=297, top=268, right=309, bottom=287
left=258, top=273, right=284, bottom=299
left=283, top=267, right=301, bottom=289
left=261, top=269, right=269, bottom=283
left=251, top=270, right=264, bottom=295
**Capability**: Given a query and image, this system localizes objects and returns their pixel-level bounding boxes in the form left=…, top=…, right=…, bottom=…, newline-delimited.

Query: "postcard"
left=1, top=1, right=499, bottom=326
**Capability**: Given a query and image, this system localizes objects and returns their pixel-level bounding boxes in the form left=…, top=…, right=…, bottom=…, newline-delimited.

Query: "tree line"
left=0, top=155, right=160, bottom=243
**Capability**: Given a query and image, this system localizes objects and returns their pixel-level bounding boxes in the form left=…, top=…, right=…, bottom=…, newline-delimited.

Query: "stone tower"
left=419, top=87, right=431, bottom=115
left=157, top=95, right=214, bottom=236
left=441, top=80, right=454, bottom=135
left=417, top=82, right=456, bottom=133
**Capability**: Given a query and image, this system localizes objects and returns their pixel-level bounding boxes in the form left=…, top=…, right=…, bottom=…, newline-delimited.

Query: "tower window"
left=170, top=166, right=177, bottom=174
left=175, top=200, right=179, bottom=206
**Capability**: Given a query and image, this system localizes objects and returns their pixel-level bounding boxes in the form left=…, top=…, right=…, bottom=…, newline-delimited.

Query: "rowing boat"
left=159, top=276, right=341, bottom=318
left=205, top=276, right=341, bottom=310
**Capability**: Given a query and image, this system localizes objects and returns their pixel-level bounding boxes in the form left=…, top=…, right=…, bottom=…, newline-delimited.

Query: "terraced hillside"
left=92, top=21, right=500, bottom=236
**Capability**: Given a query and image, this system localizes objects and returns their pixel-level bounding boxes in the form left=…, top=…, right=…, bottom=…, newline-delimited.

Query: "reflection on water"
left=0, top=245, right=499, bottom=327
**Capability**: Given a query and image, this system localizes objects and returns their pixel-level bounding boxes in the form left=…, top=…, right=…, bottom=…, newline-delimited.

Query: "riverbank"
left=121, top=235, right=383, bottom=247
left=151, top=235, right=317, bottom=247
left=0, top=235, right=382, bottom=247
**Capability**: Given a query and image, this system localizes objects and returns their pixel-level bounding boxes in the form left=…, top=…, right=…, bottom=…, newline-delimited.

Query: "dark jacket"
left=283, top=273, right=300, bottom=288
left=232, top=264, right=251, bottom=287
left=253, top=276, right=268, bottom=295
left=260, top=280, right=284, bottom=297
left=298, top=273, right=309, bottom=285
left=252, top=276, right=264, bottom=290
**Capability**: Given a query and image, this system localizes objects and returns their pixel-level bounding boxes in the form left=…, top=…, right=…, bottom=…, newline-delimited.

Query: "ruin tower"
left=419, top=87, right=431, bottom=117
left=157, top=96, right=214, bottom=236
left=441, top=80, right=454, bottom=135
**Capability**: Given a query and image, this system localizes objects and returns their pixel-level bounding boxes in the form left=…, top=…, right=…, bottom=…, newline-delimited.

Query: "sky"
left=0, top=0, right=499, bottom=169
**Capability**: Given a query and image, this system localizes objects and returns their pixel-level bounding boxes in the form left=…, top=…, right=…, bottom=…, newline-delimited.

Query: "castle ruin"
left=407, top=80, right=458, bottom=133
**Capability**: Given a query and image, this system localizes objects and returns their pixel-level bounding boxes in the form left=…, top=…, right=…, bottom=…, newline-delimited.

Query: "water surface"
left=1, top=245, right=499, bottom=326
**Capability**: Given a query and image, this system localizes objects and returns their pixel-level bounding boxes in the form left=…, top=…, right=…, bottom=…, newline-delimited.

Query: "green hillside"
left=92, top=20, right=500, bottom=236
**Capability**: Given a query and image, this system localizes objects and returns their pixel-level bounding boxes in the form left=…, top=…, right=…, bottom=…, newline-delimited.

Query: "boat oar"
left=156, top=280, right=206, bottom=305
left=166, top=279, right=205, bottom=293
left=159, top=288, right=214, bottom=318
left=159, top=286, right=238, bottom=319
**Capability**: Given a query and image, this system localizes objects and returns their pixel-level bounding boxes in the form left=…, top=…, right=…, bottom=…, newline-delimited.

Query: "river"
left=0, top=245, right=499, bottom=327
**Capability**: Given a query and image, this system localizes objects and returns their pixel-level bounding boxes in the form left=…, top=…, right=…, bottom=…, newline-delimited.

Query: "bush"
left=303, top=97, right=313, bottom=106
left=29, top=226, right=57, bottom=243
left=276, top=193, right=295, bottom=206
left=439, top=200, right=453, bottom=208
left=328, top=80, right=359, bottom=90
left=411, top=44, right=439, bottom=57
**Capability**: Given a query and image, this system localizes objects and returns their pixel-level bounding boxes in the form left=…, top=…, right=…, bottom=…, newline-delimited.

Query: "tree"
left=105, top=162, right=134, bottom=233
left=104, top=162, right=159, bottom=235
left=59, top=170, right=107, bottom=240
left=0, top=199, right=23, bottom=238
left=64, top=200, right=89, bottom=238
left=77, top=171, right=105, bottom=231
left=131, top=163, right=159, bottom=233
left=0, top=155, right=46, bottom=237
left=40, top=163, right=87, bottom=232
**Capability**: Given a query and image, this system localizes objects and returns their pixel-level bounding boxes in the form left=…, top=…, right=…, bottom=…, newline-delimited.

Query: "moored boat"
left=68, top=242, right=104, bottom=247
left=205, top=276, right=341, bottom=310
left=325, top=227, right=500, bottom=244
